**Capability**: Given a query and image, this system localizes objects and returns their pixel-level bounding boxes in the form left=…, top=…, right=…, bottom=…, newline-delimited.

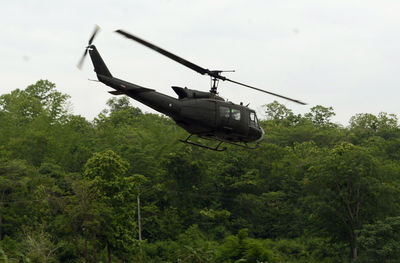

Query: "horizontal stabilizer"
left=108, top=90, right=125, bottom=95
left=108, top=87, right=154, bottom=96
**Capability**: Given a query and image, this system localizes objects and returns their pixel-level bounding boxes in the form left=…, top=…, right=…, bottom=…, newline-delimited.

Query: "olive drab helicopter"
left=78, top=26, right=306, bottom=151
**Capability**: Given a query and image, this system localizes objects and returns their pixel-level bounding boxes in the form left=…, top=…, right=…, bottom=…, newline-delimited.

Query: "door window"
left=220, top=106, right=230, bottom=118
left=231, top=109, right=241, bottom=121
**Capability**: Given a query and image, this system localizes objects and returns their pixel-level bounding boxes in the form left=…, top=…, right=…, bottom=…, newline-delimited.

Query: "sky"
left=1, top=0, right=399, bottom=125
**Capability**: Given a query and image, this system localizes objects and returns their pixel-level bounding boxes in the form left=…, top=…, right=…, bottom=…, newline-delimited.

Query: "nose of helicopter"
left=256, top=127, right=265, bottom=142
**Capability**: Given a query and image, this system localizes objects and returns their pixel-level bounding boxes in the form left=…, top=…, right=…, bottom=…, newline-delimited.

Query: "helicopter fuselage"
left=97, top=72, right=264, bottom=143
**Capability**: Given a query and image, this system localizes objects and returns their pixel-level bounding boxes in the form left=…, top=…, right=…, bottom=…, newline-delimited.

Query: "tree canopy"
left=1, top=80, right=400, bottom=262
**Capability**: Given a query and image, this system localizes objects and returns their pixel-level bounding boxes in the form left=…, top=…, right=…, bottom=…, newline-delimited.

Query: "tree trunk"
left=0, top=207, right=2, bottom=241
left=351, top=247, right=357, bottom=262
left=107, top=242, right=112, bottom=263
left=93, top=232, right=97, bottom=263
left=84, top=233, right=88, bottom=263
left=350, top=232, right=358, bottom=262
left=137, top=194, right=143, bottom=261
left=73, top=235, right=82, bottom=263
left=137, top=194, right=142, bottom=242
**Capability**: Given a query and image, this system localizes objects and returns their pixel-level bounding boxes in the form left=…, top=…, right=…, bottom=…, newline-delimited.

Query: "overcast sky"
left=1, top=0, right=399, bottom=125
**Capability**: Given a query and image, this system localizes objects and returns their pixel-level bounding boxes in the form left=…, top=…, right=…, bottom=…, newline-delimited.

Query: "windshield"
left=250, top=111, right=259, bottom=126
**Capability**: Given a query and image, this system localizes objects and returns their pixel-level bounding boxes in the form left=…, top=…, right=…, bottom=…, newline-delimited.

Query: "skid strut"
left=179, top=134, right=227, bottom=152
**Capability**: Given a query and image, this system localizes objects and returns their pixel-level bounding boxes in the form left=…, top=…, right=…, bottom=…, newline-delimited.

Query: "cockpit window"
left=231, top=109, right=241, bottom=121
left=250, top=112, right=258, bottom=126
left=220, top=106, right=230, bottom=118
left=250, top=112, right=255, bottom=121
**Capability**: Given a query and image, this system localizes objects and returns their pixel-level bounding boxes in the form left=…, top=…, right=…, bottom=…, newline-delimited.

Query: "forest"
left=0, top=79, right=400, bottom=263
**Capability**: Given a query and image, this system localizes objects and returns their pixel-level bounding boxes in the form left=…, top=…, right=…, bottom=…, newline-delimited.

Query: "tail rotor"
left=77, top=25, right=101, bottom=69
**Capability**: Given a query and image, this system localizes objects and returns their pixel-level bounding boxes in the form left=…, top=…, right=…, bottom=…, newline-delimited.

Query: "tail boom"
left=87, top=45, right=180, bottom=117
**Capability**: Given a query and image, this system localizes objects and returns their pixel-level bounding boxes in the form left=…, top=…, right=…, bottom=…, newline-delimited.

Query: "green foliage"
left=1, top=83, right=400, bottom=262
left=358, top=216, right=400, bottom=262
left=304, top=105, right=336, bottom=127
left=264, top=100, right=296, bottom=124
left=0, top=235, right=27, bottom=263
left=83, top=150, right=137, bottom=260
left=216, top=229, right=275, bottom=263
left=304, top=142, right=399, bottom=261
left=0, top=80, right=69, bottom=123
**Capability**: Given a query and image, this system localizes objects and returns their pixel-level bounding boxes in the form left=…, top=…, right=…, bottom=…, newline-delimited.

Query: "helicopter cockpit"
left=249, top=111, right=258, bottom=127
left=248, top=110, right=264, bottom=142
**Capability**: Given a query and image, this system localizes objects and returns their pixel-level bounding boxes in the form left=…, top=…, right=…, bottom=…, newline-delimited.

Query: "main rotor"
left=115, top=29, right=306, bottom=105
left=209, top=70, right=235, bottom=95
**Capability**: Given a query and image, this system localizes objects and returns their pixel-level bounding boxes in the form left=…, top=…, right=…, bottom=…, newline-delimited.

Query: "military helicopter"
left=78, top=26, right=306, bottom=151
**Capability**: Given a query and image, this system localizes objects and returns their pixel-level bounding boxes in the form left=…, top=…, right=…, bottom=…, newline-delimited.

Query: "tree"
left=349, top=112, right=399, bottom=143
left=106, top=96, right=142, bottom=115
left=23, top=225, right=60, bottom=263
left=83, top=150, right=137, bottom=262
left=263, top=101, right=301, bottom=126
left=304, top=105, right=336, bottom=127
left=0, top=80, right=74, bottom=167
left=216, top=229, right=274, bottom=263
left=0, top=80, right=70, bottom=123
left=63, top=177, right=101, bottom=263
left=264, top=101, right=294, bottom=121
left=358, top=217, right=400, bottom=262
left=157, top=150, right=206, bottom=232
left=0, top=159, right=38, bottom=240
left=25, top=80, right=70, bottom=121
left=305, top=142, right=396, bottom=262
left=95, top=97, right=142, bottom=128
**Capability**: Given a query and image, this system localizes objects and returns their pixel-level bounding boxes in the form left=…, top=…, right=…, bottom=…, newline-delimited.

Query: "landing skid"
left=215, top=139, right=260, bottom=150
left=180, top=134, right=226, bottom=151
left=180, top=134, right=260, bottom=151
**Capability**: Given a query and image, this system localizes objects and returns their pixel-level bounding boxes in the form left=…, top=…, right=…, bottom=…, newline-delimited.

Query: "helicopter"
left=78, top=26, right=306, bottom=151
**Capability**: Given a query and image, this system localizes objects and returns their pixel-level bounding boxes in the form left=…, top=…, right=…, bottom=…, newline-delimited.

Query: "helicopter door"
left=217, top=104, right=247, bottom=136
left=219, top=106, right=231, bottom=131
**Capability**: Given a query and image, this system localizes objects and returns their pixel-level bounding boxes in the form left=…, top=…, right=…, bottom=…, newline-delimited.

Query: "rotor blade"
left=115, top=29, right=211, bottom=76
left=88, top=25, right=101, bottom=45
left=77, top=25, right=100, bottom=70
left=226, top=78, right=307, bottom=105
left=77, top=48, right=88, bottom=69
left=115, top=29, right=306, bottom=104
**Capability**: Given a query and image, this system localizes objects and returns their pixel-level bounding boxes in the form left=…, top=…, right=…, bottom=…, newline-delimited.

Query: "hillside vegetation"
left=1, top=80, right=400, bottom=262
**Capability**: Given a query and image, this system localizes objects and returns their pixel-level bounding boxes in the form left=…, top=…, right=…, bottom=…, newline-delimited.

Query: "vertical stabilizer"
left=88, top=45, right=112, bottom=77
